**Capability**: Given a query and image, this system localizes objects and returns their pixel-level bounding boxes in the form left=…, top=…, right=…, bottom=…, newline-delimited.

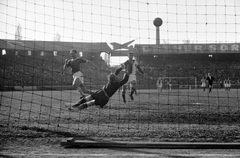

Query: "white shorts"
left=201, top=83, right=206, bottom=87
left=124, top=74, right=136, bottom=87
left=72, top=71, right=84, bottom=84
left=128, top=74, right=136, bottom=83
left=157, top=84, right=163, bottom=88
left=225, top=83, right=231, bottom=88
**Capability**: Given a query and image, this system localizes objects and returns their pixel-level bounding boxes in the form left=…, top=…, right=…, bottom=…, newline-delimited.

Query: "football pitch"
left=1, top=88, right=240, bottom=142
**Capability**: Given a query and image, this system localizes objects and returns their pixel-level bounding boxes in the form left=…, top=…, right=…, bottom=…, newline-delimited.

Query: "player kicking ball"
left=67, top=67, right=129, bottom=111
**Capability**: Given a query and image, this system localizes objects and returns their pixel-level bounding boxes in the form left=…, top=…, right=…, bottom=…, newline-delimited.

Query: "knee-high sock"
left=72, top=98, right=86, bottom=108
left=78, top=98, right=86, bottom=105
left=78, top=100, right=95, bottom=110
left=130, top=87, right=135, bottom=95
left=122, top=92, right=126, bottom=101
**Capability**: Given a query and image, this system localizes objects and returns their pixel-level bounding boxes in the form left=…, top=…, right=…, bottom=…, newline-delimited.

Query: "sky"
left=0, top=0, right=240, bottom=65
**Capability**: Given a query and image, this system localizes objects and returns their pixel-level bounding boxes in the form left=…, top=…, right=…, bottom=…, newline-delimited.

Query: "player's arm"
left=136, top=65, right=144, bottom=74
left=63, top=59, right=70, bottom=70
left=85, top=59, right=98, bottom=70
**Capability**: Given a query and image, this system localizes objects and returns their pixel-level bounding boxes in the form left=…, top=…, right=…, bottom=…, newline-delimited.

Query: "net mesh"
left=0, top=0, right=240, bottom=141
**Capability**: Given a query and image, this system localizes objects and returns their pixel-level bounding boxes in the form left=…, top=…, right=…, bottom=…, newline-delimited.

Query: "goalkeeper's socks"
left=80, top=95, right=85, bottom=99
left=72, top=99, right=86, bottom=108
left=78, top=103, right=88, bottom=110
left=79, top=98, right=86, bottom=104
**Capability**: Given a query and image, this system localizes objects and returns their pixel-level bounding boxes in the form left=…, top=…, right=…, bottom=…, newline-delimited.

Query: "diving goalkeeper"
left=68, top=67, right=129, bottom=110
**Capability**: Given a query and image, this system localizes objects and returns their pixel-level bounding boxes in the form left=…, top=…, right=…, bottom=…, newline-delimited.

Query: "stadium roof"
left=134, top=43, right=240, bottom=55
left=111, top=43, right=240, bottom=56
left=0, top=39, right=112, bottom=53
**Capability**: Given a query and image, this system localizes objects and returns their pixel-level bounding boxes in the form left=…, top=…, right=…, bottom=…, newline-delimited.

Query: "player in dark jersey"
left=68, top=67, right=129, bottom=110
left=63, top=49, right=97, bottom=97
left=206, top=72, right=214, bottom=93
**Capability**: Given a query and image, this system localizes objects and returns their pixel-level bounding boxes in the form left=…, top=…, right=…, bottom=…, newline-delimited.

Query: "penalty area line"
left=190, top=102, right=207, bottom=105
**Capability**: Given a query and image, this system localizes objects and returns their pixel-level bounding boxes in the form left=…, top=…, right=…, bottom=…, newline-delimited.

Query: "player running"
left=67, top=67, right=129, bottom=110
left=63, top=49, right=98, bottom=98
left=121, top=49, right=144, bottom=103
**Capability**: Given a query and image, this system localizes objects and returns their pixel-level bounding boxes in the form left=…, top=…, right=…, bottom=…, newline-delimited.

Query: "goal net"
left=0, top=0, right=240, bottom=142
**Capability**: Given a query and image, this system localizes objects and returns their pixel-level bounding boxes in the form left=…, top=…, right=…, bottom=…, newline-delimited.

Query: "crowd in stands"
left=0, top=54, right=109, bottom=89
left=1, top=54, right=240, bottom=89
left=138, top=57, right=240, bottom=86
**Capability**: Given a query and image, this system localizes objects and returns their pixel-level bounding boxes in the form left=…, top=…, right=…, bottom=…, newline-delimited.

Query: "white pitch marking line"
left=2, top=153, right=240, bottom=157
left=1, top=153, right=159, bottom=157
left=191, top=102, right=206, bottom=105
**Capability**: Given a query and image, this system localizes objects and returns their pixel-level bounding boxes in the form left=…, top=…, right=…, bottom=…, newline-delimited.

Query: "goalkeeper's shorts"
left=91, top=90, right=109, bottom=108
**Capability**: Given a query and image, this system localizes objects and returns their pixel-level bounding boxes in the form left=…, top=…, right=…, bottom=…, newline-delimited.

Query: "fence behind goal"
left=0, top=0, right=240, bottom=142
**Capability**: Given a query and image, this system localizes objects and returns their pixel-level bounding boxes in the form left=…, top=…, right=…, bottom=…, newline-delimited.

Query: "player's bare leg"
left=208, top=85, right=212, bottom=93
left=134, top=87, right=137, bottom=95
left=122, top=85, right=127, bottom=103
left=79, top=83, right=93, bottom=95
left=129, top=81, right=136, bottom=101
left=73, top=78, right=87, bottom=98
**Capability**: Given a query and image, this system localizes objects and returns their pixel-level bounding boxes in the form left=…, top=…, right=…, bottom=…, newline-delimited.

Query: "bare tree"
left=15, top=23, right=22, bottom=40
left=54, top=32, right=61, bottom=41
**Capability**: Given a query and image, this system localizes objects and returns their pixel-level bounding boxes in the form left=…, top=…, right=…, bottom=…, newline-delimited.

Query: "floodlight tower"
left=153, top=17, right=163, bottom=45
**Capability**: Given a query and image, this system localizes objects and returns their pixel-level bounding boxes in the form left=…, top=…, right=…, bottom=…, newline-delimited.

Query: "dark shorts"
left=91, top=90, right=109, bottom=107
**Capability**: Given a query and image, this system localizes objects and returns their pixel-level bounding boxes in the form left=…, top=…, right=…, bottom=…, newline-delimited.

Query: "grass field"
left=1, top=88, right=240, bottom=142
